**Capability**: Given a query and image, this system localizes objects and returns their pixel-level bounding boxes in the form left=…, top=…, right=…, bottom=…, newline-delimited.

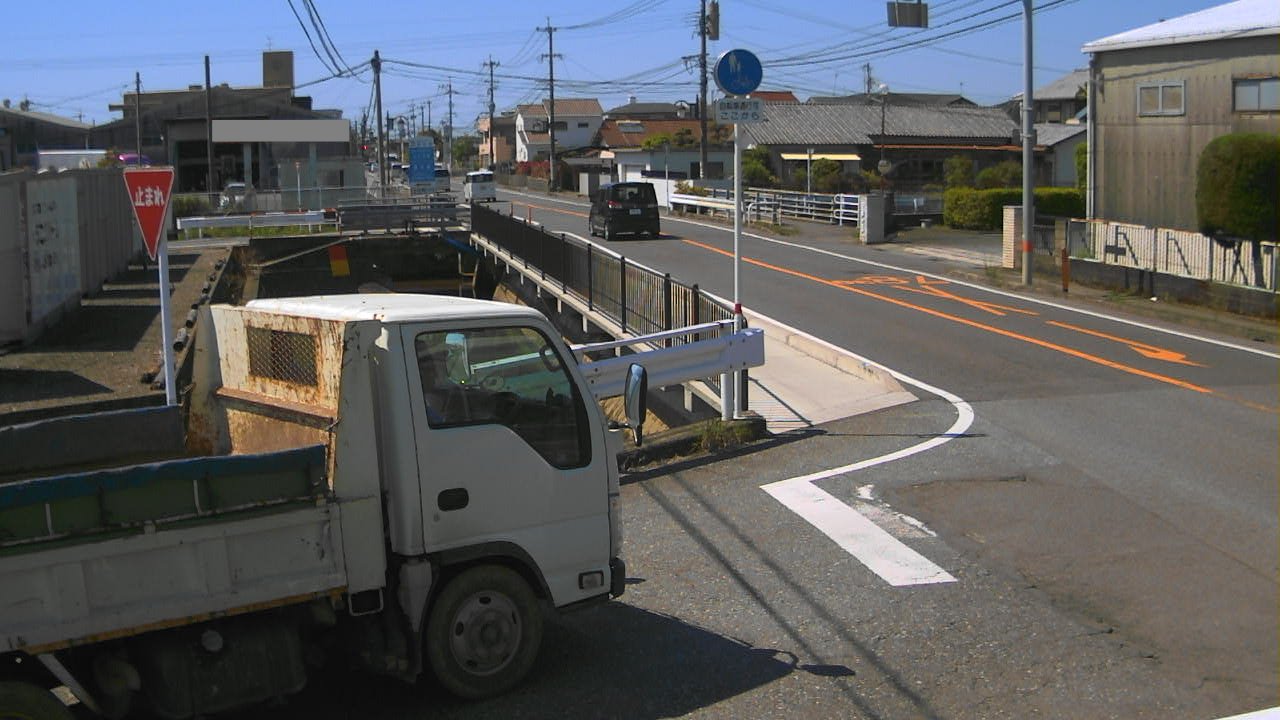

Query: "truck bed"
left=0, top=438, right=350, bottom=654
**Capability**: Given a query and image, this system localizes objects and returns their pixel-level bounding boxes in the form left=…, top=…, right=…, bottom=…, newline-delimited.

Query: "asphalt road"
left=465, top=187, right=1277, bottom=718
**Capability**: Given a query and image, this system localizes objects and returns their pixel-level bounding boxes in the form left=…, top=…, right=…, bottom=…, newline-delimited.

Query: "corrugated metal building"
left=1082, top=0, right=1280, bottom=231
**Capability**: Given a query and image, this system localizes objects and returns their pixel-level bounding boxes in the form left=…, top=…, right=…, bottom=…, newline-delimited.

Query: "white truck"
left=0, top=293, right=647, bottom=719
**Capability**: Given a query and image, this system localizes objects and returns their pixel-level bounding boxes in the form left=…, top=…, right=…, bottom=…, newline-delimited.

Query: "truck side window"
left=414, top=327, right=591, bottom=469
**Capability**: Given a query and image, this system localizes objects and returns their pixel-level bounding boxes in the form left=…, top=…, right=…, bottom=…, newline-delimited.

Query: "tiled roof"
left=1034, top=123, right=1086, bottom=147
left=545, top=98, right=602, bottom=116
left=750, top=90, right=799, bottom=103
left=808, top=92, right=974, bottom=107
left=1036, top=69, right=1089, bottom=101
left=595, top=119, right=707, bottom=148
left=517, top=104, right=547, bottom=120
left=1082, top=0, right=1279, bottom=53
left=743, top=103, right=1016, bottom=146
left=604, top=101, right=681, bottom=117
left=0, top=106, right=91, bottom=131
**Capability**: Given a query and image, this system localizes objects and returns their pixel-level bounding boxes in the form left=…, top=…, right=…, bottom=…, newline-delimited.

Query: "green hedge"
left=943, top=187, right=1084, bottom=230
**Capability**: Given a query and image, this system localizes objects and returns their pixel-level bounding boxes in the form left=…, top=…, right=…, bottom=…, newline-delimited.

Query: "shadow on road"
left=233, top=603, right=794, bottom=719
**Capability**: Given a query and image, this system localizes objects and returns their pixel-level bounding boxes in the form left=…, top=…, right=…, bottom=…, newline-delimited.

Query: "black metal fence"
left=471, top=203, right=734, bottom=339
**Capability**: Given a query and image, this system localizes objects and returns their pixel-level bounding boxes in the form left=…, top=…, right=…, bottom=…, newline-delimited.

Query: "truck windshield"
left=414, top=327, right=589, bottom=469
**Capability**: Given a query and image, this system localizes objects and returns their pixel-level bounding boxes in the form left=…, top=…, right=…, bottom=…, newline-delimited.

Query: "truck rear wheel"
left=425, top=565, right=543, bottom=699
left=0, top=681, right=75, bottom=720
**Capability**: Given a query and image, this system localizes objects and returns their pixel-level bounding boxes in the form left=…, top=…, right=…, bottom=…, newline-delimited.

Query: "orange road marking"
left=681, top=238, right=1213, bottom=394
left=515, top=201, right=588, bottom=219
left=1046, top=320, right=1206, bottom=367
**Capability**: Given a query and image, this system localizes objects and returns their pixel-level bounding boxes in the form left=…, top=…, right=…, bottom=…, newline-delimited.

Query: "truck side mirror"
left=623, top=363, right=647, bottom=446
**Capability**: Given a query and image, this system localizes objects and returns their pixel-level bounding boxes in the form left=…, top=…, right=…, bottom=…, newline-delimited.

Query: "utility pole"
left=698, top=0, right=708, bottom=180
left=442, top=79, right=455, bottom=174
left=205, top=56, right=215, bottom=197
left=863, top=63, right=873, bottom=95
left=372, top=51, right=386, bottom=195
left=483, top=56, right=499, bottom=170
left=1020, top=0, right=1035, bottom=286
left=538, top=19, right=562, bottom=191
left=134, top=72, right=142, bottom=169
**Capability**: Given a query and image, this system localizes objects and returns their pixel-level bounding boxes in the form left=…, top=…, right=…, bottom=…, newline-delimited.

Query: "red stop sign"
left=124, top=167, right=175, bottom=261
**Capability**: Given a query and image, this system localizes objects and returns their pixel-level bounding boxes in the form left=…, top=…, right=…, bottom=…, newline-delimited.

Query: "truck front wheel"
left=0, top=681, right=75, bottom=720
left=425, top=565, right=543, bottom=699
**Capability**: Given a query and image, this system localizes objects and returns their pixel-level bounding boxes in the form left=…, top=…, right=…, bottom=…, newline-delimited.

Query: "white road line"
left=761, top=342, right=974, bottom=587
left=1217, top=707, right=1280, bottom=720
left=763, top=480, right=956, bottom=586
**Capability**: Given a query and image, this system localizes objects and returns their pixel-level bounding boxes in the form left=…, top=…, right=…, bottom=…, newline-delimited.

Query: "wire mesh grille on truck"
left=247, top=327, right=319, bottom=387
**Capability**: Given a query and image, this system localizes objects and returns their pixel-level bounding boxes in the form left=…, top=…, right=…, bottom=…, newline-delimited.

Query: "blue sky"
left=3, top=0, right=1223, bottom=131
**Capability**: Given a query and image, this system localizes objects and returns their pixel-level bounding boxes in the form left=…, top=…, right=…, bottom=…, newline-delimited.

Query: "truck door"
left=400, top=323, right=611, bottom=606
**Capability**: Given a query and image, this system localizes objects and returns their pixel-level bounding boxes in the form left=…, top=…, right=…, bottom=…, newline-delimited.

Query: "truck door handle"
left=437, top=488, right=469, bottom=511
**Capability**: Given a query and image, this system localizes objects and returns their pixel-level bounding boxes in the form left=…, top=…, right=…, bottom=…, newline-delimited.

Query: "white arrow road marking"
left=760, top=334, right=974, bottom=587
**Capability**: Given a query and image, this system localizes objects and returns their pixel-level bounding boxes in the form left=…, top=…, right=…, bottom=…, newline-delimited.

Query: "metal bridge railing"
left=472, top=203, right=734, bottom=339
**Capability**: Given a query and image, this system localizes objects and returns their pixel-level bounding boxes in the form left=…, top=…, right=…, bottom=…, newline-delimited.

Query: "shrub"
left=975, top=160, right=1022, bottom=189
left=944, top=155, right=974, bottom=188
left=1036, top=187, right=1084, bottom=219
left=1196, top=133, right=1279, bottom=242
left=943, top=187, right=1083, bottom=230
left=172, top=195, right=211, bottom=218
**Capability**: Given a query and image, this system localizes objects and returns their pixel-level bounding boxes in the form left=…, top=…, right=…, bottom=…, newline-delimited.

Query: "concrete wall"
left=1092, top=35, right=1280, bottom=231
left=0, top=168, right=141, bottom=345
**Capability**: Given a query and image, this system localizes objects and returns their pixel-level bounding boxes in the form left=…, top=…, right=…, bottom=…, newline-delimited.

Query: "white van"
left=463, top=170, right=496, bottom=202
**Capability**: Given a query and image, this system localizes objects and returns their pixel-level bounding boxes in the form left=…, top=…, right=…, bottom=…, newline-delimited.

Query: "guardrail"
left=335, top=199, right=461, bottom=233
left=471, top=203, right=734, bottom=338
left=670, top=188, right=862, bottom=226
left=176, top=211, right=332, bottom=238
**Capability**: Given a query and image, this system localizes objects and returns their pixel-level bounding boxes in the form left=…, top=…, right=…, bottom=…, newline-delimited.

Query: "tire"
left=0, top=681, right=75, bottom=720
left=425, top=565, right=543, bottom=700
left=603, top=223, right=612, bottom=241
left=587, top=220, right=597, bottom=238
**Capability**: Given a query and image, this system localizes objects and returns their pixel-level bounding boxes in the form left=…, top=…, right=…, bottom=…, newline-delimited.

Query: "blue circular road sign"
left=714, top=49, right=763, bottom=97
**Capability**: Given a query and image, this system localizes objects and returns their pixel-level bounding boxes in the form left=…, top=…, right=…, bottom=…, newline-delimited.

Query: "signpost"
left=123, top=166, right=177, bottom=406
left=713, top=48, right=763, bottom=420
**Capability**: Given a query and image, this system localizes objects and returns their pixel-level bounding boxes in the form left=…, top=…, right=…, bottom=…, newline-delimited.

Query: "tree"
left=1196, top=133, right=1280, bottom=287
left=740, top=146, right=776, bottom=187
left=1074, top=141, right=1088, bottom=192
left=944, top=155, right=974, bottom=188
left=452, top=136, right=479, bottom=168
left=976, top=160, right=1022, bottom=189
left=810, top=158, right=845, bottom=193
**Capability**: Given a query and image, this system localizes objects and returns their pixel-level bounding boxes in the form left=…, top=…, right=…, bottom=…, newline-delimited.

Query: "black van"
left=588, top=182, right=660, bottom=240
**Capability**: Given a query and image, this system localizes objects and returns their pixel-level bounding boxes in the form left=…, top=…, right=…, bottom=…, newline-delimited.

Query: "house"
left=514, top=98, right=603, bottom=164
left=1081, top=0, right=1280, bottom=230
left=603, top=98, right=690, bottom=120
left=514, top=104, right=549, bottom=163
left=999, top=69, right=1090, bottom=125
left=0, top=100, right=92, bottom=171
left=594, top=117, right=733, bottom=182
left=742, top=102, right=1022, bottom=190
left=1034, top=123, right=1087, bottom=187
left=808, top=91, right=976, bottom=107
left=91, top=51, right=354, bottom=193
left=477, top=111, right=516, bottom=171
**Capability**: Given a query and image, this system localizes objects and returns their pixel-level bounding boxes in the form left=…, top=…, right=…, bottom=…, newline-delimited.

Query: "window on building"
left=1137, top=81, right=1185, bottom=116
left=1234, top=77, right=1280, bottom=112
left=551, top=121, right=568, bottom=131
left=577, top=122, right=589, bottom=128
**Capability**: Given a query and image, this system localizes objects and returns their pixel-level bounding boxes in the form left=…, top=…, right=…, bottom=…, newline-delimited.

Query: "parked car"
left=218, top=182, right=247, bottom=212
left=588, top=182, right=660, bottom=240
